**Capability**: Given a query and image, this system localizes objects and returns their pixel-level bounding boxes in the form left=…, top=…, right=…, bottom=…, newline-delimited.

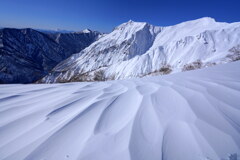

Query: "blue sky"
left=0, top=0, right=239, bottom=32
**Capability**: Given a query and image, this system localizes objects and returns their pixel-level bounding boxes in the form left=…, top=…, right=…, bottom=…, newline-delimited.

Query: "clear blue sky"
left=0, top=0, right=239, bottom=32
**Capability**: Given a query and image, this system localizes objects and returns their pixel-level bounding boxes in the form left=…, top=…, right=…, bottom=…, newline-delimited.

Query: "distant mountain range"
left=0, top=28, right=101, bottom=83
left=36, top=29, right=75, bottom=33
left=39, top=17, right=240, bottom=83
left=1, top=17, right=240, bottom=84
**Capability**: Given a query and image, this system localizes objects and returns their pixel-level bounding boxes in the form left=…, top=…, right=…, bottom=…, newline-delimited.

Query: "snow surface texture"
left=40, top=17, right=240, bottom=83
left=1, top=61, right=240, bottom=160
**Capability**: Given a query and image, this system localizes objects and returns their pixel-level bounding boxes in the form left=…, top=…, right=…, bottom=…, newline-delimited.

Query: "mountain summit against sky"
left=1, top=0, right=239, bottom=32
left=0, top=28, right=101, bottom=83
left=40, top=17, right=240, bottom=83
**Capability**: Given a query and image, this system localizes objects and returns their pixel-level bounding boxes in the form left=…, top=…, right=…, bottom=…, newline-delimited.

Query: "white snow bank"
left=0, top=61, right=240, bottom=160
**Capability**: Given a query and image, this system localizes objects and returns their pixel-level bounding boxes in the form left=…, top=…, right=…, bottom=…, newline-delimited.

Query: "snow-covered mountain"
left=47, top=29, right=101, bottom=55
left=0, top=61, right=240, bottom=160
left=39, top=17, right=240, bottom=83
left=0, top=28, right=101, bottom=83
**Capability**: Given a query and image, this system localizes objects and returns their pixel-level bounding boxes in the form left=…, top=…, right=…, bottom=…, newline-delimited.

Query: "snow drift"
left=0, top=61, right=240, bottom=160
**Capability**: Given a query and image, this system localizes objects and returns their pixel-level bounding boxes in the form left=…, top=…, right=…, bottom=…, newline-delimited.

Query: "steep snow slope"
left=1, top=61, right=240, bottom=160
left=40, top=17, right=240, bottom=83
left=0, top=28, right=101, bottom=83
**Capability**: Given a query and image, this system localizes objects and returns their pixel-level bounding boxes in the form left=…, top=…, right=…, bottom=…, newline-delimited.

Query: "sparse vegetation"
left=229, top=45, right=240, bottom=54
left=93, top=70, right=106, bottom=81
left=203, top=62, right=216, bottom=67
left=158, top=65, right=172, bottom=75
left=49, top=68, right=108, bottom=83
left=227, top=45, right=240, bottom=62
left=182, top=60, right=202, bottom=71
left=68, top=74, right=89, bottom=82
left=226, top=53, right=240, bottom=62
left=141, top=64, right=172, bottom=77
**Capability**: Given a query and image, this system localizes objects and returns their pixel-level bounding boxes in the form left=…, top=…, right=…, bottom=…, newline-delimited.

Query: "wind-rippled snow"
left=0, top=61, right=240, bottom=160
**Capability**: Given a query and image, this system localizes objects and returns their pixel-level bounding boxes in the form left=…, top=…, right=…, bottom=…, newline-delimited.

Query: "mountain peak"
left=115, top=20, right=148, bottom=32
left=127, top=19, right=134, bottom=23
left=82, top=29, right=92, bottom=33
left=172, top=17, right=218, bottom=29
left=40, top=17, right=240, bottom=83
left=185, top=17, right=216, bottom=25
left=195, top=17, right=216, bottom=23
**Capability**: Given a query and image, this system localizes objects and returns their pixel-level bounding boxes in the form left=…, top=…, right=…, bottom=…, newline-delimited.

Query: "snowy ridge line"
left=39, top=17, right=240, bottom=83
left=0, top=61, right=240, bottom=160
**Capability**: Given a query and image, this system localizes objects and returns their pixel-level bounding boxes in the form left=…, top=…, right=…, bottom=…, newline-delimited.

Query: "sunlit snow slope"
left=40, top=17, right=240, bottom=83
left=0, top=61, right=240, bottom=160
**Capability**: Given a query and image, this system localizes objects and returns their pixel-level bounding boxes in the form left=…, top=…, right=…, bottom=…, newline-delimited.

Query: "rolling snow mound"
left=0, top=61, right=240, bottom=160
